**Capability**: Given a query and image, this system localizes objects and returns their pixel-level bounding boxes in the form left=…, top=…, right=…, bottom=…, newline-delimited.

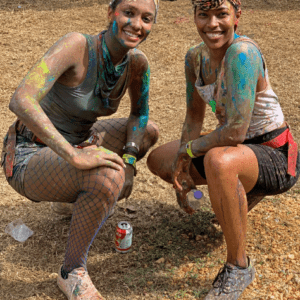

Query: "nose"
left=207, top=15, right=219, bottom=29
left=131, top=16, right=142, bottom=31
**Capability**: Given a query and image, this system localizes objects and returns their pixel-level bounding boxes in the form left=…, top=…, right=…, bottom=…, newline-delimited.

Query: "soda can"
left=115, top=221, right=133, bottom=253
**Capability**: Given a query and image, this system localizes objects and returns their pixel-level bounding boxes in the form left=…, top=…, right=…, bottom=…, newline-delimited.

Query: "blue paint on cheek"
left=238, top=53, right=247, bottom=65
left=112, top=20, right=118, bottom=35
left=133, top=126, right=137, bottom=131
left=143, top=30, right=151, bottom=42
left=126, top=18, right=131, bottom=25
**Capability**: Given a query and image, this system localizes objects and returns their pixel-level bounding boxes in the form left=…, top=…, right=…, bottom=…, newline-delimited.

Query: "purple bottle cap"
left=193, top=190, right=203, bottom=200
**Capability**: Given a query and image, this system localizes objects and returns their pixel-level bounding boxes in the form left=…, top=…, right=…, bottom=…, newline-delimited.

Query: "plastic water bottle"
left=187, top=189, right=210, bottom=211
left=5, top=219, right=34, bottom=242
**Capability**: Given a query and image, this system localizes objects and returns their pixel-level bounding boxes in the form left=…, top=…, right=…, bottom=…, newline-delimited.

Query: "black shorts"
left=192, top=126, right=300, bottom=198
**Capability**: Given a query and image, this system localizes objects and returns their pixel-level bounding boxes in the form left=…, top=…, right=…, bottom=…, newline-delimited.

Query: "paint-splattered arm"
left=127, top=52, right=150, bottom=153
left=180, top=49, right=206, bottom=146
left=191, top=42, right=263, bottom=156
left=9, top=33, right=125, bottom=170
left=8, top=33, right=85, bottom=162
left=172, top=49, right=206, bottom=211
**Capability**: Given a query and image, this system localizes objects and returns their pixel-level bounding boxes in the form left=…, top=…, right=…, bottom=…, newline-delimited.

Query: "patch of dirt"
left=0, top=0, right=300, bottom=299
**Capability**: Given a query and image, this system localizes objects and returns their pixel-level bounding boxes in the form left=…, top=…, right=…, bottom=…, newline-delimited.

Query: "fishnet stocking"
left=22, top=118, right=159, bottom=273
left=92, top=118, right=159, bottom=160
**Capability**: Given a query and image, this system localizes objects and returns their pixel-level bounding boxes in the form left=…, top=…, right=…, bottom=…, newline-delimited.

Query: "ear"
left=235, top=8, right=241, bottom=23
left=108, top=6, right=114, bottom=23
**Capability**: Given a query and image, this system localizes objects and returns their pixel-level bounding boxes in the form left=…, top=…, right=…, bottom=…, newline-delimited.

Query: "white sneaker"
left=57, top=266, right=105, bottom=300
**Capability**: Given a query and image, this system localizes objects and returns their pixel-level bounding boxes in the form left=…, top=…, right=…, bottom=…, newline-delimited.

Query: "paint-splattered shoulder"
left=225, top=39, right=262, bottom=64
left=44, top=32, right=89, bottom=60
left=186, top=42, right=205, bottom=60
left=60, top=32, right=88, bottom=45
left=128, top=48, right=149, bottom=69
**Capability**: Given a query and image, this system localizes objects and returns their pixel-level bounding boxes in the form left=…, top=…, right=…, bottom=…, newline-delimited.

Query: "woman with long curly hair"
left=2, top=0, right=159, bottom=298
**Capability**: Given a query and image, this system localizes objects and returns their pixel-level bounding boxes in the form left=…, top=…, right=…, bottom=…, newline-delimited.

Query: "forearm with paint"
left=190, top=42, right=262, bottom=157
left=180, top=49, right=205, bottom=148
left=127, top=65, right=150, bottom=150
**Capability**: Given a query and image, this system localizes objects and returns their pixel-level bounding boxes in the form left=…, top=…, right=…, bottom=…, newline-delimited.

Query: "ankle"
left=226, top=257, right=248, bottom=269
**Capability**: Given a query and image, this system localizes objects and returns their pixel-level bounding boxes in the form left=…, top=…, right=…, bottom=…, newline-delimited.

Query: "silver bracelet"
left=123, top=142, right=139, bottom=152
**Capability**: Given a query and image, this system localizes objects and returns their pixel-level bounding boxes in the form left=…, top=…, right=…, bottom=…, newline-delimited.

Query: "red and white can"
left=115, top=221, right=133, bottom=253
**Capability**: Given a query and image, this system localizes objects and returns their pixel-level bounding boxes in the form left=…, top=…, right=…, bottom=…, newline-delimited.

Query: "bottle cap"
left=193, top=190, right=203, bottom=200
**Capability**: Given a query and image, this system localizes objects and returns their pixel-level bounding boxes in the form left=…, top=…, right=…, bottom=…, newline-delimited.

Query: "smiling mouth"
left=124, top=30, right=140, bottom=39
left=205, top=32, right=224, bottom=38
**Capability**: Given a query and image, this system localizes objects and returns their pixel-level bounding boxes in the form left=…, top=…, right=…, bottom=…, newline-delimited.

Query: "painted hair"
left=191, top=0, right=241, bottom=11
left=109, top=0, right=159, bottom=23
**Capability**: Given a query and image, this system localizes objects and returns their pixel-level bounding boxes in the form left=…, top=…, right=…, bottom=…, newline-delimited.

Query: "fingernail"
left=123, top=164, right=126, bottom=168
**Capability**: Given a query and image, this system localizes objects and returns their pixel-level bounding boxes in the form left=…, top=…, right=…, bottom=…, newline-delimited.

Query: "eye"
left=124, top=10, right=133, bottom=16
left=219, top=12, right=229, bottom=17
left=143, top=16, right=153, bottom=23
left=198, top=12, right=207, bottom=17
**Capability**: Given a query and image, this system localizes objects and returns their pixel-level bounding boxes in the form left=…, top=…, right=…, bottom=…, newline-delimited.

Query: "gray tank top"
left=40, top=34, right=131, bottom=144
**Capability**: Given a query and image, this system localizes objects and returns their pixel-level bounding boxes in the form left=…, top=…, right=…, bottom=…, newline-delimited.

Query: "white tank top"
left=192, top=36, right=284, bottom=140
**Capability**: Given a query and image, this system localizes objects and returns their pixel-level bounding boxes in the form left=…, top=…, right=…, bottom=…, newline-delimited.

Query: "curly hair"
left=192, top=0, right=241, bottom=11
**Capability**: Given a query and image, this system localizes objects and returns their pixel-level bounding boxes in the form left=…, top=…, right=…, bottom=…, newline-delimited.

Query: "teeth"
left=124, top=31, right=139, bottom=38
left=206, top=33, right=222, bottom=38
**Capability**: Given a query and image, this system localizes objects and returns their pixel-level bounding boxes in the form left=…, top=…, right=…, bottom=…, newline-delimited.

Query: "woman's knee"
left=82, top=167, right=125, bottom=198
left=147, top=147, right=173, bottom=183
left=204, top=147, right=233, bottom=178
left=147, top=148, right=159, bottom=175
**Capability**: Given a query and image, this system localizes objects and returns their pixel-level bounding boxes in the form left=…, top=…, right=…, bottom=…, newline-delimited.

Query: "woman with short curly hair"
left=147, top=0, right=299, bottom=298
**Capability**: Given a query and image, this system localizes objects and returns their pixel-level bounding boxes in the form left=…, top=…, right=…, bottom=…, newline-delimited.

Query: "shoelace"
left=212, top=265, right=241, bottom=295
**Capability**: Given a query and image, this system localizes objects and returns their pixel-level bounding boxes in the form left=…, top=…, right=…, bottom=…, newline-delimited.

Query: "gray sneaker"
left=204, top=257, right=255, bottom=299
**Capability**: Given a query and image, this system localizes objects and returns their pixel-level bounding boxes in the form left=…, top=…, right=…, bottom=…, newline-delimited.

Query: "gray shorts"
left=2, top=133, right=46, bottom=198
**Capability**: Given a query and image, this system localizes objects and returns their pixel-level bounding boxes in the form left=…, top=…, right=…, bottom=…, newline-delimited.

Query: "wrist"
left=125, top=163, right=135, bottom=173
left=186, top=140, right=196, bottom=158
left=68, top=150, right=82, bottom=168
left=122, top=153, right=137, bottom=176
left=123, top=142, right=139, bottom=156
